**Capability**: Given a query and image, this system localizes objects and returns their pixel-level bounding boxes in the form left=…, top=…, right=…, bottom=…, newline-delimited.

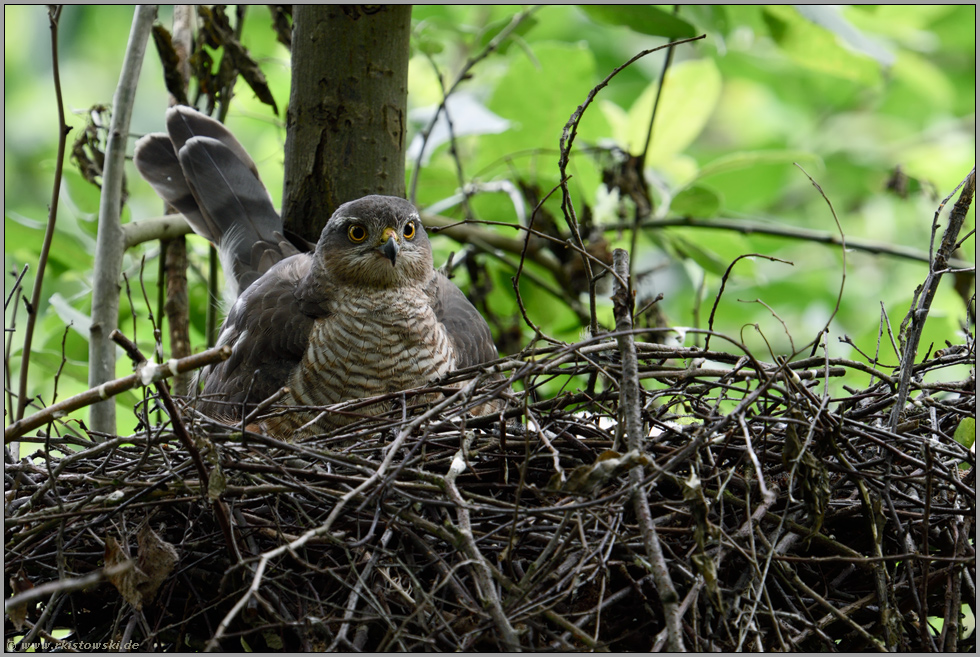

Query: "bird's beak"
left=379, top=227, right=400, bottom=266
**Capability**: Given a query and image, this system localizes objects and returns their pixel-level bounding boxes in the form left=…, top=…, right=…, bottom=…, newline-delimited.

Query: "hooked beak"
left=379, top=227, right=400, bottom=266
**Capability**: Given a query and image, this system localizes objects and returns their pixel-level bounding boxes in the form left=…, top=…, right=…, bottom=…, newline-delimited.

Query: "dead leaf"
left=136, top=524, right=179, bottom=603
left=8, top=568, right=35, bottom=631
left=554, top=449, right=651, bottom=495
left=104, top=526, right=177, bottom=609
left=151, top=24, right=189, bottom=105
left=105, top=535, right=142, bottom=608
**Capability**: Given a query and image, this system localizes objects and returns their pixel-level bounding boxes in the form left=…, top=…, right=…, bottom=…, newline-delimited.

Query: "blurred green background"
left=4, top=5, right=975, bottom=434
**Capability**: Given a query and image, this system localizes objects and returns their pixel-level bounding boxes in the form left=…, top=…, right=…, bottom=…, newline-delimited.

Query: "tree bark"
left=162, top=5, right=196, bottom=396
left=163, top=238, right=191, bottom=394
left=282, top=5, right=411, bottom=243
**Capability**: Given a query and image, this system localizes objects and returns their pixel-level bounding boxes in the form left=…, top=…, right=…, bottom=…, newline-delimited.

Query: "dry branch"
left=4, top=342, right=230, bottom=443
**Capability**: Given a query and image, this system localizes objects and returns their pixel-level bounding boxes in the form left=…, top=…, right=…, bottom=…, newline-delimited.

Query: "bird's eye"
left=348, top=224, right=368, bottom=243
left=403, top=222, right=416, bottom=240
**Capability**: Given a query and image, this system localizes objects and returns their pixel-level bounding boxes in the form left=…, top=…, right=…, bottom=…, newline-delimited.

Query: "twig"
left=407, top=7, right=540, bottom=202
left=3, top=328, right=973, bottom=649
left=611, top=248, right=685, bottom=652
left=612, top=215, right=973, bottom=269
left=793, top=164, right=847, bottom=357
left=513, top=179, right=566, bottom=338
left=243, top=387, right=291, bottom=425
left=4, top=561, right=134, bottom=613
left=705, top=253, right=794, bottom=351
left=15, top=7, right=69, bottom=425
left=121, top=214, right=194, bottom=248
left=5, top=342, right=231, bottom=443
left=205, top=379, right=482, bottom=651
left=6, top=265, right=30, bottom=435
left=109, top=330, right=240, bottom=563
left=558, top=34, right=705, bottom=335
left=638, top=4, right=681, bottom=172
left=443, top=432, right=521, bottom=650
left=328, top=527, right=396, bottom=650
left=631, top=4, right=681, bottom=272
left=160, top=4, right=196, bottom=392
left=889, top=169, right=975, bottom=430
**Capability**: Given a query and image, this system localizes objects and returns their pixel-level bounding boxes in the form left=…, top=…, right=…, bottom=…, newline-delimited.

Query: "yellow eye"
left=403, top=222, right=416, bottom=240
left=348, top=224, right=368, bottom=243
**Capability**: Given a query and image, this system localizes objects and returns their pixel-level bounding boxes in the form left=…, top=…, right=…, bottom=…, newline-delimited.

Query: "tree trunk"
left=282, top=5, right=411, bottom=243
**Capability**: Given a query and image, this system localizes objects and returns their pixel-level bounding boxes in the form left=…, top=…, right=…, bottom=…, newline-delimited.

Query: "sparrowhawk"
left=134, top=107, right=499, bottom=436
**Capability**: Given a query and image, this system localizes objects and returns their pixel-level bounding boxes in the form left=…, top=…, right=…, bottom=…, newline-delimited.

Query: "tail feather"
left=165, top=105, right=262, bottom=183
left=133, top=107, right=301, bottom=299
left=177, top=135, right=299, bottom=297
left=133, top=133, right=216, bottom=239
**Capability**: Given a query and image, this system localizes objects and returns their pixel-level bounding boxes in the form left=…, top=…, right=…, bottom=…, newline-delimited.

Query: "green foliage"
left=4, top=5, right=975, bottom=432
left=580, top=5, right=697, bottom=39
left=953, top=417, right=975, bottom=450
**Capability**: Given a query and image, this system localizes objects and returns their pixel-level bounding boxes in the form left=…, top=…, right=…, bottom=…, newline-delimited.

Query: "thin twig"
left=889, top=169, right=975, bottom=430
left=408, top=6, right=540, bottom=202
left=109, top=330, right=240, bottom=562
left=15, top=6, right=69, bottom=424
left=205, top=379, right=482, bottom=651
left=611, top=215, right=974, bottom=269
left=4, top=561, right=135, bottom=613
left=558, top=34, right=706, bottom=335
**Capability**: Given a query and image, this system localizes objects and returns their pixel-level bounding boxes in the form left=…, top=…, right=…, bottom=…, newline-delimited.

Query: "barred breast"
left=269, top=286, right=455, bottom=435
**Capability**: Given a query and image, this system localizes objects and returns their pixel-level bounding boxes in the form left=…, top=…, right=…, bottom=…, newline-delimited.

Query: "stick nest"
left=5, top=335, right=976, bottom=651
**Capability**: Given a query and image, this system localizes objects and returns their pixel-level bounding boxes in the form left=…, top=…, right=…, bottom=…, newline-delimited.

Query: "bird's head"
left=315, top=195, right=433, bottom=289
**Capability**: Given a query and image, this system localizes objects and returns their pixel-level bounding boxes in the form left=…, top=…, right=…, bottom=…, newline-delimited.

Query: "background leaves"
left=4, top=4, right=975, bottom=427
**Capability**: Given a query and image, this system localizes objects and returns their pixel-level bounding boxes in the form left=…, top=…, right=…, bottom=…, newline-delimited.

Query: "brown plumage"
left=134, top=107, right=499, bottom=436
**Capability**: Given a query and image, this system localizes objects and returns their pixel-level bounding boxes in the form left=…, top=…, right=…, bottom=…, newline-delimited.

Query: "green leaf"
left=697, top=150, right=824, bottom=181
left=580, top=5, right=697, bottom=39
left=891, top=50, right=955, bottom=111
left=682, top=5, right=730, bottom=38
left=476, top=15, right=538, bottom=53
left=953, top=418, right=975, bottom=450
left=415, top=34, right=444, bottom=56
left=598, top=99, right=628, bottom=144
left=659, top=232, right=729, bottom=277
left=671, top=184, right=721, bottom=218
left=763, top=6, right=882, bottom=85
left=793, top=5, right=894, bottom=66
left=48, top=293, right=92, bottom=337
left=622, top=59, right=722, bottom=166
left=484, top=42, right=609, bottom=165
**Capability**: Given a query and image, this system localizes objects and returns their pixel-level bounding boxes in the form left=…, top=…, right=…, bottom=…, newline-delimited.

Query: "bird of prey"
left=134, top=107, right=499, bottom=436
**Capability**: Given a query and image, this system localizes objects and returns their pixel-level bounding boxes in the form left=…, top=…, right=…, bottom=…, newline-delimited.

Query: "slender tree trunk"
left=282, top=5, right=411, bottom=243
left=88, top=6, right=156, bottom=435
